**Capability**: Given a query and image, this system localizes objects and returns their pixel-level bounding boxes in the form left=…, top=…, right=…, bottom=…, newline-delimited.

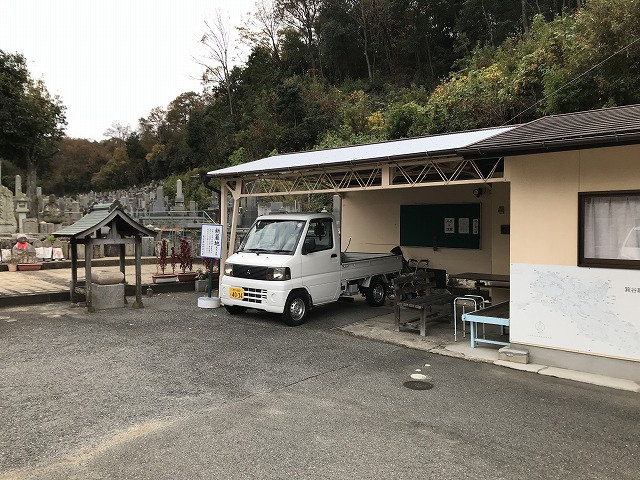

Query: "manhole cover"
left=403, top=380, right=434, bottom=390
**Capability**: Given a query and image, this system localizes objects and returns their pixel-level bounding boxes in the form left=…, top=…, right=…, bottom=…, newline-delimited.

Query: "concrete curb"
left=0, top=282, right=197, bottom=308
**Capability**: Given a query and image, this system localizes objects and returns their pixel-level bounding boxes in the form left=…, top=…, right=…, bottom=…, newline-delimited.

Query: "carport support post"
left=229, top=191, right=240, bottom=254
left=218, top=178, right=241, bottom=295
left=219, top=181, right=227, bottom=295
left=132, top=237, right=144, bottom=309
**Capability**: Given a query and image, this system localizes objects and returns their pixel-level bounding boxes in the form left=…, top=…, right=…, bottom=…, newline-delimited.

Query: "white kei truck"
left=220, top=213, right=402, bottom=326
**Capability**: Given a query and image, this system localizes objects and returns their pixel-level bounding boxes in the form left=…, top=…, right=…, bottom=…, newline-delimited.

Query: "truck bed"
left=340, top=252, right=402, bottom=282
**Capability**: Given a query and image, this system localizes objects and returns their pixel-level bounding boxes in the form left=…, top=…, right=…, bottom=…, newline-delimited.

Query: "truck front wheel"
left=282, top=292, right=309, bottom=326
left=366, top=278, right=387, bottom=307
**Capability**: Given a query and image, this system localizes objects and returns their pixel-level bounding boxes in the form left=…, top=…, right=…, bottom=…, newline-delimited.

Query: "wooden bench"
left=393, top=270, right=457, bottom=336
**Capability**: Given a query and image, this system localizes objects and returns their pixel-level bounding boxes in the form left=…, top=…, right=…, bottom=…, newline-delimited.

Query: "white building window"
left=579, top=191, right=640, bottom=268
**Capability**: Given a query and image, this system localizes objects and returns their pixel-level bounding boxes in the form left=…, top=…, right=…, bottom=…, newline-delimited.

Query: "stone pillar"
left=174, top=179, right=185, bottom=211
left=14, top=175, right=30, bottom=233
left=15, top=175, right=21, bottom=197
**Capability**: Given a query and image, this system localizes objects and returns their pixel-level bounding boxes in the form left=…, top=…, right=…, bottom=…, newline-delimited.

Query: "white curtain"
left=584, top=195, right=640, bottom=259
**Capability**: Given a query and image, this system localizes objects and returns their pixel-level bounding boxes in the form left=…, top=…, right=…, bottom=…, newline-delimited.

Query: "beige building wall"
left=506, top=144, right=640, bottom=266
left=340, top=182, right=510, bottom=276
left=505, top=145, right=640, bottom=381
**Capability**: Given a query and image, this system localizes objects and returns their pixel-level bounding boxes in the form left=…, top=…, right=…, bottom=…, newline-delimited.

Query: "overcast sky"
left=0, top=0, right=255, bottom=140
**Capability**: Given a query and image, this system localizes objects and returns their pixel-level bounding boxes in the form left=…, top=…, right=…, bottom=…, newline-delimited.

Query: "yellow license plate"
left=229, top=287, right=244, bottom=300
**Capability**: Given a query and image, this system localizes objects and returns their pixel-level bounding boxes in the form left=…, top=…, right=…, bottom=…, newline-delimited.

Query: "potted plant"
left=7, top=253, right=18, bottom=272
left=195, top=258, right=221, bottom=293
left=152, top=239, right=177, bottom=283
left=194, top=267, right=209, bottom=292
left=177, top=238, right=196, bottom=282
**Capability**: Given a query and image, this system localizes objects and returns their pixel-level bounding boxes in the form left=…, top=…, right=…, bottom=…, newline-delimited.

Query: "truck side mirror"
left=302, top=237, right=316, bottom=254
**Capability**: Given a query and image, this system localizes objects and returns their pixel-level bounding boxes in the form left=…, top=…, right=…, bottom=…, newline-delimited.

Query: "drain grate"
left=403, top=380, right=434, bottom=390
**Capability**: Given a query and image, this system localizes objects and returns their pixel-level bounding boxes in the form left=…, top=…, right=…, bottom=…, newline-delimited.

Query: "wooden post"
left=119, top=242, right=128, bottom=305
left=132, top=236, right=144, bottom=309
left=70, top=239, right=78, bottom=304
left=85, top=237, right=94, bottom=313
left=119, top=243, right=126, bottom=277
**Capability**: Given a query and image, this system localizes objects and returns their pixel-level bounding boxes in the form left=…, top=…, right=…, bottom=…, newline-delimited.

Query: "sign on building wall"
left=510, top=263, right=640, bottom=361
left=200, top=224, right=224, bottom=259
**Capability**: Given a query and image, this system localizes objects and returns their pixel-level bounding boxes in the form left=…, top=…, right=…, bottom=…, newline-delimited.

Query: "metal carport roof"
left=206, top=126, right=515, bottom=179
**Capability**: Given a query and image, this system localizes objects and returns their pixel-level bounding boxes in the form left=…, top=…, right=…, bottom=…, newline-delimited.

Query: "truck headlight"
left=224, top=263, right=234, bottom=276
left=266, top=267, right=290, bottom=281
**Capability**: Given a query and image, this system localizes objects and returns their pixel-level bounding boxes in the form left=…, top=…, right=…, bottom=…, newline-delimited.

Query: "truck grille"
left=242, top=287, right=267, bottom=304
left=232, top=264, right=269, bottom=280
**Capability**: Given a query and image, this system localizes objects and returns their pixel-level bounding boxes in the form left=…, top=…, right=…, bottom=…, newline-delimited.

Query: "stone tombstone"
left=142, top=236, right=156, bottom=256
left=42, top=194, right=64, bottom=224
left=70, top=201, right=82, bottom=221
left=0, top=184, right=17, bottom=234
left=152, top=186, right=166, bottom=213
left=22, top=218, right=39, bottom=233
left=39, top=221, right=54, bottom=234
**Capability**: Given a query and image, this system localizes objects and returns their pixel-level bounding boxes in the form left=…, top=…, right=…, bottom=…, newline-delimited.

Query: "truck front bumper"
left=220, top=276, right=290, bottom=314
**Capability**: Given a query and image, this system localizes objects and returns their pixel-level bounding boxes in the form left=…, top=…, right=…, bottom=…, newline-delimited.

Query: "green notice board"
left=400, top=203, right=481, bottom=249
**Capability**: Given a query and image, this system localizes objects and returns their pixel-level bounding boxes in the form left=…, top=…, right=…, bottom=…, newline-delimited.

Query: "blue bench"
left=461, top=301, right=510, bottom=348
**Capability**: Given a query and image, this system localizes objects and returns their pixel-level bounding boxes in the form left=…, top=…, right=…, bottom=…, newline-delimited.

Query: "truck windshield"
left=237, top=219, right=305, bottom=254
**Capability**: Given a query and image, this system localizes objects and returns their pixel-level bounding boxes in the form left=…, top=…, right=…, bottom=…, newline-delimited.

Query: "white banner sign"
left=200, top=224, right=223, bottom=259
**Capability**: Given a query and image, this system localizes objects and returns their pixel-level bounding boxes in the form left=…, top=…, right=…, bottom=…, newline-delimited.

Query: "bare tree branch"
left=237, top=0, right=284, bottom=60
left=197, top=10, right=235, bottom=115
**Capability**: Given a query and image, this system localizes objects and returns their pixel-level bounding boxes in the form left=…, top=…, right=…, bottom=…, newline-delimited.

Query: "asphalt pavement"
left=0, top=260, right=638, bottom=394
left=1, top=291, right=638, bottom=479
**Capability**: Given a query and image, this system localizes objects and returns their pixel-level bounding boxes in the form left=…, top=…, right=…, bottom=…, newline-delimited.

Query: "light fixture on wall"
left=473, top=187, right=483, bottom=198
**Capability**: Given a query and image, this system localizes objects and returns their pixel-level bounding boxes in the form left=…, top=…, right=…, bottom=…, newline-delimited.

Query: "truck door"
left=300, top=218, right=340, bottom=303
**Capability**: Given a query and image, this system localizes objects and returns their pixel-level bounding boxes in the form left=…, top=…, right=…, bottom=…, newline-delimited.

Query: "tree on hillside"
left=103, top=121, right=131, bottom=143
left=0, top=50, right=66, bottom=217
left=277, top=0, right=323, bottom=72
left=92, top=146, right=131, bottom=191
left=238, top=0, right=285, bottom=61
left=198, top=10, right=236, bottom=115
left=43, top=138, right=110, bottom=195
